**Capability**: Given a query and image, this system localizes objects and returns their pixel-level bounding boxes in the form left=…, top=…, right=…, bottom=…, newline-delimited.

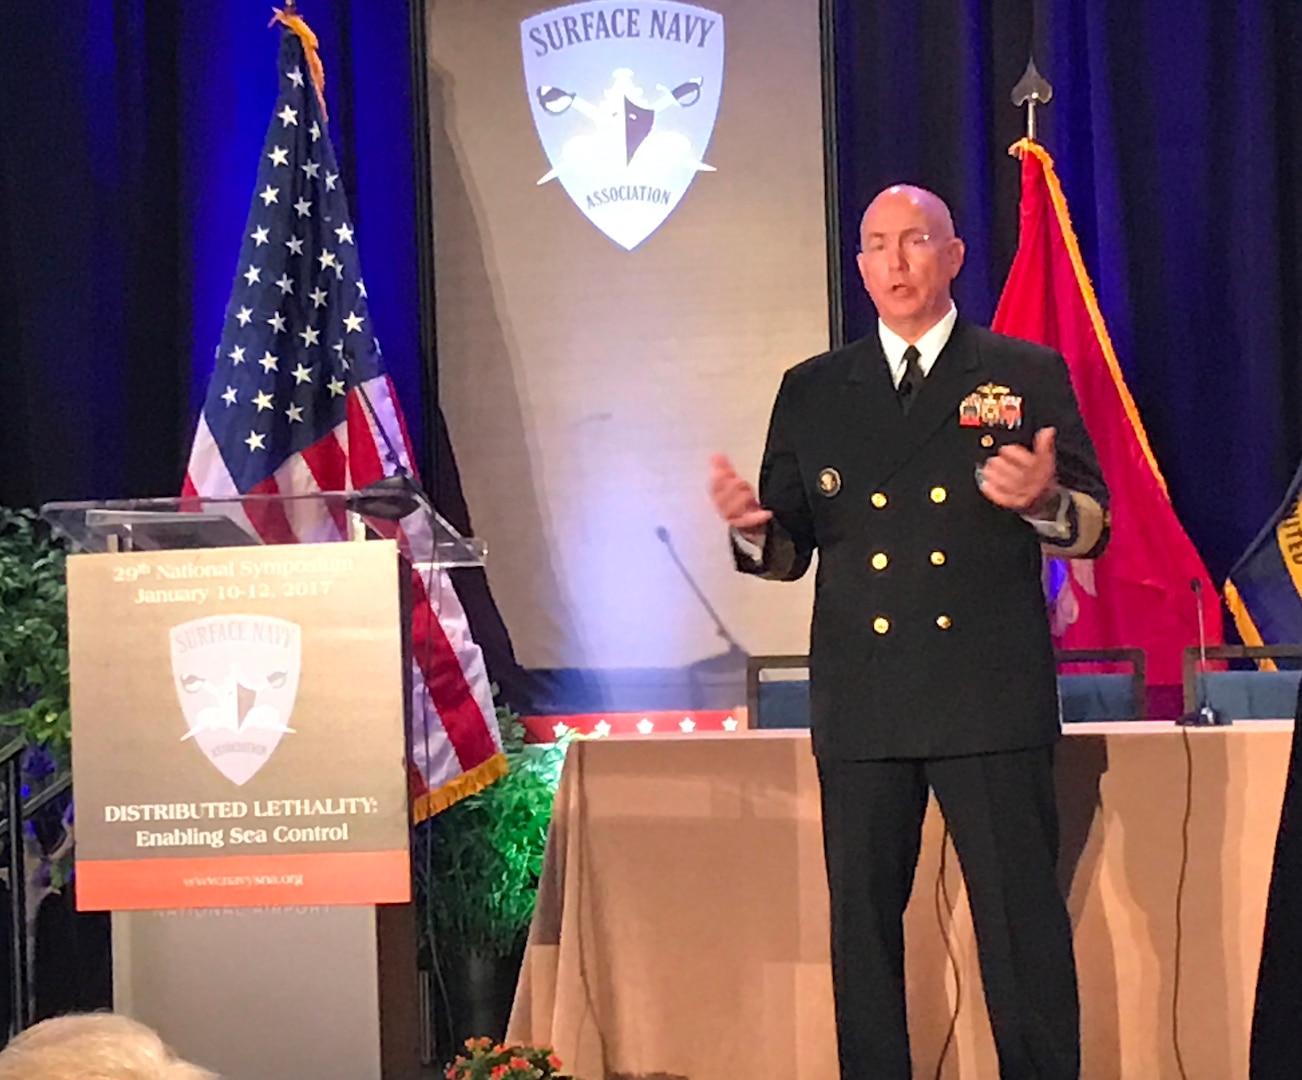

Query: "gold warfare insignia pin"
left=959, top=383, right=1023, bottom=429
left=817, top=468, right=842, bottom=497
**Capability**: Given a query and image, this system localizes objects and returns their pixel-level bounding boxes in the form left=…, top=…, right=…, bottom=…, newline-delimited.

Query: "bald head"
left=855, top=184, right=965, bottom=342
left=860, top=185, right=956, bottom=247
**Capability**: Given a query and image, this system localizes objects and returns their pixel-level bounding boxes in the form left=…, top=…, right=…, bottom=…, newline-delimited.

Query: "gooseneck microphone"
left=1177, top=577, right=1229, bottom=727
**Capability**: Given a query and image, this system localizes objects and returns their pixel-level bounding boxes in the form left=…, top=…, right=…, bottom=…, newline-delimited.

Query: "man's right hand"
left=709, top=455, right=772, bottom=547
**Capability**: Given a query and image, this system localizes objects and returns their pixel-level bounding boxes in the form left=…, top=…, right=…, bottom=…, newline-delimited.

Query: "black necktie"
left=897, top=345, right=924, bottom=414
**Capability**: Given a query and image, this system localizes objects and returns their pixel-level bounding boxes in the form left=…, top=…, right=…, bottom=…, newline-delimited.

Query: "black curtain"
left=0, top=2, right=188, bottom=508
left=832, top=0, right=1032, bottom=343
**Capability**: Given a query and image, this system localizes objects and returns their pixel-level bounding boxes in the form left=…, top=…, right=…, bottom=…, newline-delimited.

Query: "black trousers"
left=817, top=746, right=1079, bottom=1080
left=1249, top=680, right=1302, bottom=1079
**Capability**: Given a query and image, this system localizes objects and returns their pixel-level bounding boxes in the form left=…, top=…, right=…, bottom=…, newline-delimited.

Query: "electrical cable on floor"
left=933, top=824, right=962, bottom=1080
left=410, top=542, right=456, bottom=1063
left=1171, top=724, right=1195, bottom=1080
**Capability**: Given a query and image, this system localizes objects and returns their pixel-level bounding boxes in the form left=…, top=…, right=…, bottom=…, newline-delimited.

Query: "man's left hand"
left=979, top=427, right=1058, bottom=513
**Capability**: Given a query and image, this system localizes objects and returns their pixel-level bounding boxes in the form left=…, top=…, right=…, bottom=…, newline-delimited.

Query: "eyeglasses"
left=861, top=230, right=938, bottom=257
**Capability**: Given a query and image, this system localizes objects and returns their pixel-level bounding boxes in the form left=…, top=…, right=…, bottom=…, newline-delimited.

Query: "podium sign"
left=69, top=540, right=412, bottom=911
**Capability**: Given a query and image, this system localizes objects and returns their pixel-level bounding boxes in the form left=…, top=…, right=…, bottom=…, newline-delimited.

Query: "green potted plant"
left=415, top=701, right=569, bottom=1064
left=0, top=508, right=71, bottom=755
left=0, top=507, right=79, bottom=982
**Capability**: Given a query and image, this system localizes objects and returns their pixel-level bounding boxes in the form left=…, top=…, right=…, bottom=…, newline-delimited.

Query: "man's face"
left=855, top=189, right=965, bottom=335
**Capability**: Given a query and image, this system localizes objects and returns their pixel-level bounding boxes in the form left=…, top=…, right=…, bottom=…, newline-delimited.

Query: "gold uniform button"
left=980, top=434, right=995, bottom=448
left=871, top=492, right=888, bottom=509
left=930, top=550, right=946, bottom=566
left=936, top=614, right=952, bottom=630
left=930, top=486, right=948, bottom=504
left=873, top=617, right=891, bottom=634
left=870, top=552, right=889, bottom=571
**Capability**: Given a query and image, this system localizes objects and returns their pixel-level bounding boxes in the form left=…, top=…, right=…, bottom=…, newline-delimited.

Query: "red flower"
left=509, top=1058, right=532, bottom=1070
left=490, top=1067, right=509, bottom=1080
left=548, top=1054, right=563, bottom=1069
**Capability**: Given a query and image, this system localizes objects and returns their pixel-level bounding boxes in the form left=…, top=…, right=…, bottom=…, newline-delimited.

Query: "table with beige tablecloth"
left=509, top=725, right=1291, bottom=1080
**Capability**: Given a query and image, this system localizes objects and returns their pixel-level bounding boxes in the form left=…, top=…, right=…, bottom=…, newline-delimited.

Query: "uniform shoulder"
left=781, top=336, right=875, bottom=386
left=969, top=324, right=1065, bottom=367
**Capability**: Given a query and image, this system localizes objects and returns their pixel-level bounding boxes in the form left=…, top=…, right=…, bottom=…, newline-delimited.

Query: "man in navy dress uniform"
left=709, top=185, right=1109, bottom=1080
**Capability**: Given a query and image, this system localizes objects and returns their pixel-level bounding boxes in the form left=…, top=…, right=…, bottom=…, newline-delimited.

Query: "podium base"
left=112, top=903, right=419, bottom=1080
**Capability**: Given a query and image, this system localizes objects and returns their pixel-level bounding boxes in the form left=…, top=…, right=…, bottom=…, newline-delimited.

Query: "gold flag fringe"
left=270, top=7, right=329, bottom=120
left=411, top=751, right=509, bottom=824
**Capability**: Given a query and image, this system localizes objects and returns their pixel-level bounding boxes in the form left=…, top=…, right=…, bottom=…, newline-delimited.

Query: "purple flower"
left=22, top=746, right=55, bottom=780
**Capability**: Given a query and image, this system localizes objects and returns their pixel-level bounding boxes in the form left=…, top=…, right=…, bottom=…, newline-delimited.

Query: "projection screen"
left=426, top=0, right=831, bottom=709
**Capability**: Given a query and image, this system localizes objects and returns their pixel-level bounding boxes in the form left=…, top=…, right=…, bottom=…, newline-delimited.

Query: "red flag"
left=991, top=139, right=1221, bottom=694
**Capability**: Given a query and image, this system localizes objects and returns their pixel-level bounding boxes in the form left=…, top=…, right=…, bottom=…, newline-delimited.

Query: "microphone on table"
left=1177, top=577, right=1229, bottom=727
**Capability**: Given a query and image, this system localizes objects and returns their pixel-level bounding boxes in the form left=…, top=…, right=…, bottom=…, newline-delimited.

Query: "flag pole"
left=1011, top=57, right=1053, bottom=143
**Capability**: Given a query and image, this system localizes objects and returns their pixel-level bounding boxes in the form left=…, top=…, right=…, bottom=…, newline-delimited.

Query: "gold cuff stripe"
left=1041, top=490, right=1104, bottom=558
left=761, top=522, right=800, bottom=580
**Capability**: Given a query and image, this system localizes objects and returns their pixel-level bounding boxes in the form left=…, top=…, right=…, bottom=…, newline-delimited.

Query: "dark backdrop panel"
left=832, top=0, right=1032, bottom=338
left=0, top=1, right=186, bottom=507
left=0, top=0, right=429, bottom=510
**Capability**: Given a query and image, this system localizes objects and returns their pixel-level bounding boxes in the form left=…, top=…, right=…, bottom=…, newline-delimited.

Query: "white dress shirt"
left=879, top=303, right=958, bottom=388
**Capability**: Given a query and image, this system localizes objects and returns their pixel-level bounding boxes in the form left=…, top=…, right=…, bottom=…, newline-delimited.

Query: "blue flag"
left=1226, top=458, right=1302, bottom=649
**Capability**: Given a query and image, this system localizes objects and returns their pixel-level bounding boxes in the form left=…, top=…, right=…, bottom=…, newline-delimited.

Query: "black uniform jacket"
left=736, top=320, right=1110, bottom=761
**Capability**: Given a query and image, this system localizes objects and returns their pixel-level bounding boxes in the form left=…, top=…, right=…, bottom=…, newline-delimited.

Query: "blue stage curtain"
left=0, top=0, right=425, bottom=508
left=0, top=1, right=185, bottom=506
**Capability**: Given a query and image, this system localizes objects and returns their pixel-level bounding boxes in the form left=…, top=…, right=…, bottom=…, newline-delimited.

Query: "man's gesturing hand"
left=978, top=427, right=1059, bottom=514
left=709, top=455, right=772, bottom=545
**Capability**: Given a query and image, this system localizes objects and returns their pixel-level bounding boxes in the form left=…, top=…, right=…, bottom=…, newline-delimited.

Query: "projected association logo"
left=170, top=615, right=301, bottom=786
left=522, top=1, right=724, bottom=250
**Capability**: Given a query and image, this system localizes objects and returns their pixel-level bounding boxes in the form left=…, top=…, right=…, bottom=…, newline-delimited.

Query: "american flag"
left=184, top=16, right=504, bottom=819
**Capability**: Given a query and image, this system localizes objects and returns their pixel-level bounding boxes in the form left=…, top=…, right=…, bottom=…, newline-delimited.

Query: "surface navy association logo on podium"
left=169, top=615, right=303, bottom=785
left=522, top=0, right=725, bottom=250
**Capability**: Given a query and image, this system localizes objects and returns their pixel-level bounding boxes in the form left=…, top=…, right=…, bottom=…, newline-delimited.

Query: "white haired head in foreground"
left=0, top=1013, right=216, bottom=1080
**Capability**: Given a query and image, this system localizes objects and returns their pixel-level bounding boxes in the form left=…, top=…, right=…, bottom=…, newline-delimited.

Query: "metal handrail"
left=2, top=751, right=29, bottom=1032
left=0, top=740, right=26, bottom=769
left=0, top=738, right=73, bottom=1036
left=0, top=772, right=73, bottom=833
